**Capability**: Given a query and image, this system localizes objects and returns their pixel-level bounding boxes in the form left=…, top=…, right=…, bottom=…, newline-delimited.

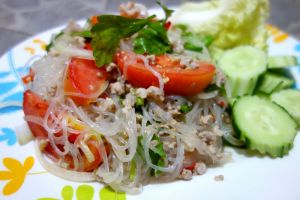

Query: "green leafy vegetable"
left=129, top=160, right=136, bottom=181
left=156, top=0, right=174, bottom=22
left=184, top=42, right=203, bottom=52
left=133, top=1, right=173, bottom=55
left=89, top=1, right=174, bottom=66
left=135, top=97, right=145, bottom=107
left=71, top=30, right=92, bottom=38
left=183, top=32, right=214, bottom=48
left=172, top=0, right=269, bottom=51
left=133, top=21, right=172, bottom=55
left=137, top=135, right=166, bottom=176
left=150, top=134, right=166, bottom=158
left=204, top=84, right=220, bottom=92
left=180, top=103, right=192, bottom=113
left=149, top=134, right=166, bottom=176
left=45, top=31, right=63, bottom=52
left=91, top=15, right=155, bottom=66
left=177, top=30, right=214, bottom=52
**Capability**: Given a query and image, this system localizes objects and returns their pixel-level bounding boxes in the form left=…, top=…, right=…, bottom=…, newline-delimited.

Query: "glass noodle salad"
left=18, top=0, right=300, bottom=194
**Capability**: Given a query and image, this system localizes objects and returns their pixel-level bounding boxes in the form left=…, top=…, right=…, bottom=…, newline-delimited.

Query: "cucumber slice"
left=256, top=73, right=294, bottom=94
left=233, top=96, right=297, bottom=157
left=268, top=56, right=298, bottom=69
left=271, top=89, right=300, bottom=125
left=218, top=46, right=267, bottom=98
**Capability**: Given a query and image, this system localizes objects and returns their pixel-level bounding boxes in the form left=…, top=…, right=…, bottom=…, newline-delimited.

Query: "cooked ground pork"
left=193, top=162, right=207, bottom=175
left=119, top=2, right=148, bottom=18
left=179, top=169, right=193, bottom=180
left=214, top=175, right=224, bottom=181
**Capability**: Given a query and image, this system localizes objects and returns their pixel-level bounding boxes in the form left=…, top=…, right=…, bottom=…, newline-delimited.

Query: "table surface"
left=1, top=0, right=300, bottom=56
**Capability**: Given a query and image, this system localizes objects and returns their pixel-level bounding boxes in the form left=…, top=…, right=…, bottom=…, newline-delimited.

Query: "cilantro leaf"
left=183, top=33, right=214, bottom=48
left=133, top=21, right=172, bottom=55
left=149, top=134, right=166, bottom=176
left=184, top=42, right=203, bottom=52
left=156, top=0, right=174, bottom=22
left=133, top=1, right=174, bottom=55
left=181, top=32, right=214, bottom=52
left=71, top=30, right=92, bottom=38
left=150, top=134, right=166, bottom=157
left=91, top=15, right=155, bottom=67
left=137, top=134, right=167, bottom=177
left=45, top=31, right=63, bottom=52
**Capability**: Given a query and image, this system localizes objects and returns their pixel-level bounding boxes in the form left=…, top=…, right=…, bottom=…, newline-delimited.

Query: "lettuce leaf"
left=171, top=0, right=269, bottom=52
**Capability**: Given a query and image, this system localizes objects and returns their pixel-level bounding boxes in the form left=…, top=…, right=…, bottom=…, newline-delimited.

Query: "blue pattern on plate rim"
left=0, top=50, right=25, bottom=113
left=295, top=43, right=300, bottom=52
left=0, top=127, right=17, bottom=146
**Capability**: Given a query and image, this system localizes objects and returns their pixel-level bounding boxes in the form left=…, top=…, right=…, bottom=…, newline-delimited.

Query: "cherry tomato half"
left=23, top=90, right=108, bottom=171
left=64, top=57, right=109, bottom=105
left=116, top=51, right=215, bottom=96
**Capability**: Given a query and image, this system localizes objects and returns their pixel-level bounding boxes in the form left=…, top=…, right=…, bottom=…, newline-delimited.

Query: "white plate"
left=1, top=9, right=300, bottom=200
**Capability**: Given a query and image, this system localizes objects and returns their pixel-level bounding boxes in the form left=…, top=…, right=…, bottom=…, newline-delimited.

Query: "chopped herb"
left=89, top=2, right=174, bottom=66
left=184, top=42, right=203, bottom=52
left=174, top=24, right=188, bottom=32
left=150, top=134, right=166, bottom=157
left=149, top=134, right=166, bottom=176
left=204, top=84, right=219, bottom=92
left=71, top=30, right=92, bottom=38
left=183, top=33, right=214, bottom=48
left=180, top=103, right=192, bottom=113
left=45, top=31, right=64, bottom=52
left=135, top=96, right=145, bottom=107
left=129, top=160, right=136, bottom=181
left=133, top=1, right=173, bottom=55
left=91, top=15, right=155, bottom=67
left=137, top=134, right=167, bottom=177
left=119, top=96, right=125, bottom=106
left=137, top=136, right=145, bottom=159
left=198, top=35, right=214, bottom=47
left=156, top=0, right=174, bottom=23
left=133, top=21, right=172, bottom=55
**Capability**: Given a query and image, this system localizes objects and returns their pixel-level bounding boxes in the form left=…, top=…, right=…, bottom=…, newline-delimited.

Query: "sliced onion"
left=34, top=141, right=96, bottom=182
left=198, top=91, right=218, bottom=99
left=54, top=42, right=94, bottom=60
left=79, top=140, right=95, bottom=163
left=15, top=122, right=34, bottom=145
left=68, top=99, right=122, bottom=136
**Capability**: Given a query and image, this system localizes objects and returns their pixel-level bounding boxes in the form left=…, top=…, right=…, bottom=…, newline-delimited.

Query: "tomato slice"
left=64, top=57, right=109, bottom=105
left=116, top=51, right=216, bottom=96
left=23, top=90, right=49, bottom=138
left=155, top=54, right=181, bottom=68
left=23, top=89, right=108, bottom=171
left=84, top=43, right=93, bottom=51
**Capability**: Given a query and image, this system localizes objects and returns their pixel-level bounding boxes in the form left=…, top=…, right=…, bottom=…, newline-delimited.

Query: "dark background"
left=0, top=0, right=299, bottom=55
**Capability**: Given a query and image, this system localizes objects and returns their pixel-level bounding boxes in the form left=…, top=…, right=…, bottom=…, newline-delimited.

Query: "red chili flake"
left=184, top=162, right=196, bottom=171
left=218, top=101, right=225, bottom=108
left=164, top=21, right=171, bottom=30
left=68, top=133, right=79, bottom=143
left=22, top=68, right=35, bottom=84
left=84, top=43, right=93, bottom=51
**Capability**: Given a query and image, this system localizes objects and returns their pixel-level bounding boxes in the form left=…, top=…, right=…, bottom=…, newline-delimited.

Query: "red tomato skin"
left=23, top=90, right=49, bottom=138
left=23, top=89, right=108, bottom=172
left=63, top=140, right=110, bottom=172
left=84, top=43, right=93, bottom=51
left=64, top=58, right=108, bottom=106
left=116, top=51, right=215, bottom=96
